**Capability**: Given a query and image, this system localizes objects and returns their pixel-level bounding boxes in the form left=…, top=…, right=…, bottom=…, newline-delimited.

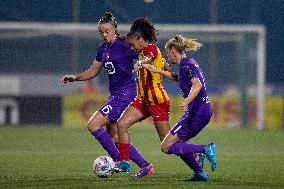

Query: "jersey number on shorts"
left=105, top=62, right=115, bottom=74
left=102, top=105, right=113, bottom=114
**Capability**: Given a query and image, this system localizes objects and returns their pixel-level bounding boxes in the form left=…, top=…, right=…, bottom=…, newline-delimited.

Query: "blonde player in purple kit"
left=143, top=35, right=217, bottom=181
left=61, top=12, right=151, bottom=171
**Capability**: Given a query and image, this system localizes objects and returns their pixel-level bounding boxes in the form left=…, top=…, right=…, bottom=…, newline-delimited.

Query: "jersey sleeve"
left=142, top=44, right=158, bottom=60
left=122, top=41, right=139, bottom=59
left=128, top=46, right=139, bottom=59
left=130, top=49, right=139, bottom=59
left=95, top=44, right=103, bottom=62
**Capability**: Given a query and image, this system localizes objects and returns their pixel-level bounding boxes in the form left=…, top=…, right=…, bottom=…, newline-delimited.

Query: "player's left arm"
left=180, top=78, right=202, bottom=111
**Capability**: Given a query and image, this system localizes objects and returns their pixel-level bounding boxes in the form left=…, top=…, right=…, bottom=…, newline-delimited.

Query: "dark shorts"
left=170, top=104, right=212, bottom=142
left=98, top=88, right=136, bottom=122
left=131, top=98, right=170, bottom=121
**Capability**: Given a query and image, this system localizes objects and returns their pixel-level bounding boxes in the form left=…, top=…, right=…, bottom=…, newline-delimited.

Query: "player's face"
left=98, top=23, right=117, bottom=43
left=166, top=48, right=178, bottom=64
left=127, top=36, right=144, bottom=51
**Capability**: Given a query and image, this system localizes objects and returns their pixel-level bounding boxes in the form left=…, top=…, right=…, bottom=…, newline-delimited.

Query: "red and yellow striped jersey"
left=136, top=43, right=170, bottom=105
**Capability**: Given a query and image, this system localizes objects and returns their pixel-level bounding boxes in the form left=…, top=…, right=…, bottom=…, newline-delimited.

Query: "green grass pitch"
left=0, top=126, right=283, bottom=189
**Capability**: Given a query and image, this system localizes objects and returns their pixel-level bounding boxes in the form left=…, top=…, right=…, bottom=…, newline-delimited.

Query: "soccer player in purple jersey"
left=143, top=35, right=217, bottom=181
left=61, top=12, right=151, bottom=172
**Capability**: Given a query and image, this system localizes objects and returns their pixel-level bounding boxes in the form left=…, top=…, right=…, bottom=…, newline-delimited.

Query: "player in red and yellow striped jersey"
left=114, top=17, right=171, bottom=178
left=136, top=43, right=170, bottom=106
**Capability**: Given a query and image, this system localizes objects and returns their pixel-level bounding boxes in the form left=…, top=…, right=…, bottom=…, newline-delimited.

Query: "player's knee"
left=86, top=122, right=94, bottom=132
left=87, top=119, right=100, bottom=133
left=117, top=119, right=129, bottom=131
left=117, top=125, right=127, bottom=136
left=160, top=143, right=169, bottom=154
left=117, top=119, right=124, bottom=127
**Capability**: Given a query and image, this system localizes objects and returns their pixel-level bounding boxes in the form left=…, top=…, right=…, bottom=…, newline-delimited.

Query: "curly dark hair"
left=127, top=17, right=158, bottom=42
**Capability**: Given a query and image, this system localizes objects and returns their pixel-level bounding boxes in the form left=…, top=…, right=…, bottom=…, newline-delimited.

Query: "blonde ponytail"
left=165, top=35, right=202, bottom=53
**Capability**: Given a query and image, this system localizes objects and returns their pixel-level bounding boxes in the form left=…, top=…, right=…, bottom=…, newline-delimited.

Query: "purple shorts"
left=170, top=104, right=212, bottom=142
left=98, top=88, right=136, bottom=122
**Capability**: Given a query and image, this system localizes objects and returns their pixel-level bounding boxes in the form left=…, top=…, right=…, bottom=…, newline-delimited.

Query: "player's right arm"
left=61, top=60, right=103, bottom=84
left=143, top=63, right=178, bottom=81
left=164, top=59, right=178, bottom=81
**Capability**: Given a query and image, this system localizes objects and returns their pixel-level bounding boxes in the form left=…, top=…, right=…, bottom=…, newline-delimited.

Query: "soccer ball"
left=93, top=156, right=115, bottom=178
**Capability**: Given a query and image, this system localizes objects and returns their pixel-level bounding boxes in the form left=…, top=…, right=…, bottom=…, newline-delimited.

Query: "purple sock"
left=115, top=143, right=149, bottom=168
left=168, top=143, right=204, bottom=155
left=91, top=128, right=120, bottom=161
left=130, top=144, right=149, bottom=168
left=180, top=153, right=203, bottom=174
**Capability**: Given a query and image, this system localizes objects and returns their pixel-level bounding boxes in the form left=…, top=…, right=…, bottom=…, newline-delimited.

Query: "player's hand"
left=180, top=100, right=189, bottom=112
left=143, top=64, right=160, bottom=73
left=61, top=75, right=76, bottom=84
left=134, top=63, right=141, bottom=73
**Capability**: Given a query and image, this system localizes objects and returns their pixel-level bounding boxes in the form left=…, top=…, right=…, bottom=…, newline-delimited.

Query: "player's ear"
left=171, top=49, right=176, bottom=56
left=114, top=28, right=118, bottom=35
left=139, top=37, right=144, bottom=43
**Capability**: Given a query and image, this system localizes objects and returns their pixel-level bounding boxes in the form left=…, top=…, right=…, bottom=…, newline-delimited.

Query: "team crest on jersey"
left=188, top=70, right=194, bottom=77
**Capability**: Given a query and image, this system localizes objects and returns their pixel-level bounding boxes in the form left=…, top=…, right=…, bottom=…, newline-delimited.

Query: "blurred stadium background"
left=0, top=0, right=283, bottom=129
left=0, top=0, right=284, bottom=188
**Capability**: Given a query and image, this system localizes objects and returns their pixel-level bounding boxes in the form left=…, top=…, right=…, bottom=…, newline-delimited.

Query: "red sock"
left=118, top=143, right=130, bottom=161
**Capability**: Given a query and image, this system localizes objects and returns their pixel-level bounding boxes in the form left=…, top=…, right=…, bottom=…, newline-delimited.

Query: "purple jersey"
left=96, top=38, right=139, bottom=94
left=178, top=58, right=211, bottom=115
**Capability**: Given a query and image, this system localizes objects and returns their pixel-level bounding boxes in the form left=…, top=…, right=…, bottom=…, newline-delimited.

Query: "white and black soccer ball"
left=93, top=156, right=115, bottom=178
